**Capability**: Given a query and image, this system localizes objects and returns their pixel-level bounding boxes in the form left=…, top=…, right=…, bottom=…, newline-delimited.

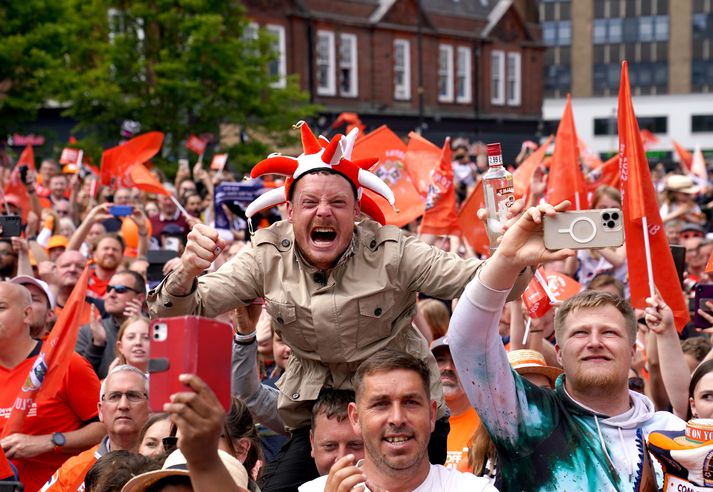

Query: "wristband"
left=234, top=331, right=257, bottom=345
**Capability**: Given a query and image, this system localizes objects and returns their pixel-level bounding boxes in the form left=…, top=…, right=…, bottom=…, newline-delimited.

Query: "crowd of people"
left=0, top=121, right=712, bottom=492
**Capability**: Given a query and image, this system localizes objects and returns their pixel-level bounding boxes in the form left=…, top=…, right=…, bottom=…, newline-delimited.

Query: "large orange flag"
left=121, top=163, right=171, bottom=196
left=456, top=181, right=490, bottom=257
left=419, top=138, right=460, bottom=236
left=1, top=265, right=91, bottom=436
left=100, top=132, right=164, bottom=186
left=546, top=95, right=589, bottom=209
left=512, top=135, right=553, bottom=201
left=353, top=126, right=424, bottom=227
left=404, top=132, right=441, bottom=196
left=672, top=139, right=693, bottom=171
left=618, top=61, right=689, bottom=331
left=2, top=145, right=36, bottom=220
left=691, top=145, right=707, bottom=183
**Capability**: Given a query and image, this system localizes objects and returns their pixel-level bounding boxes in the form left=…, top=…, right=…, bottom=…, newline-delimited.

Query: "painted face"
left=349, top=369, right=435, bottom=476
left=691, top=372, right=713, bottom=419
left=286, top=173, right=359, bottom=270
left=310, top=412, right=364, bottom=475
left=556, top=305, right=635, bottom=395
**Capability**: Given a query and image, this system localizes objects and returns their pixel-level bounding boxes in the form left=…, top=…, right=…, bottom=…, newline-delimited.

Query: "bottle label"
left=483, top=175, right=515, bottom=245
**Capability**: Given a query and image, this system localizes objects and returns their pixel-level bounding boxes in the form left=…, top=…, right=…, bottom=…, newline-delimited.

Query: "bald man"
left=0, top=282, right=105, bottom=491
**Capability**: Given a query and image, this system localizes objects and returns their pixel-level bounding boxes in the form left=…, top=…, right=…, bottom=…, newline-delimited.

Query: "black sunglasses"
left=106, top=284, right=140, bottom=294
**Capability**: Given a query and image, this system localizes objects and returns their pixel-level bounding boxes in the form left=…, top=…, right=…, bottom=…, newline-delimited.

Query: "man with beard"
left=41, top=365, right=150, bottom=491
left=448, top=202, right=684, bottom=491
left=0, top=240, right=18, bottom=280
left=10, top=275, right=56, bottom=339
left=325, top=350, right=495, bottom=491
left=89, top=235, right=124, bottom=297
left=148, top=122, right=530, bottom=491
left=430, top=337, right=480, bottom=469
left=76, top=270, right=146, bottom=378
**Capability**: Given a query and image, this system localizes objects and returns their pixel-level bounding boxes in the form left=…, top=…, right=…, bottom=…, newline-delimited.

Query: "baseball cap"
left=10, top=275, right=55, bottom=309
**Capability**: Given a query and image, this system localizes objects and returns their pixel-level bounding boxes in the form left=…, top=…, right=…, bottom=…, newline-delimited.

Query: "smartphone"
left=109, top=205, right=133, bottom=217
left=19, top=165, right=28, bottom=183
left=148, top=316, right=233, bottom=412
left=146, top=249, right=179, bottom=283
left=694, top=284, right=713, bottom=328
left=543, top=208, right=624, bottom=250
left=0, top=215, right=22, bottom=238
left=670, top=244, right=686, bottom=288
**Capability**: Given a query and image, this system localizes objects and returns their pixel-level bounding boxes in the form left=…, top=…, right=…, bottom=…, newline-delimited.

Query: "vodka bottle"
left=482, top=143, right=515, bottom=251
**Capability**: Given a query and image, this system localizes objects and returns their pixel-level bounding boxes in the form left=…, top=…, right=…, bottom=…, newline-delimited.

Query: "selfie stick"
left=641, top=215, right=656, bottom=299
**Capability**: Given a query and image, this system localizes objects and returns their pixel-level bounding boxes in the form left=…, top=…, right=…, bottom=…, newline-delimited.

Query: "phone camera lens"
left=607, top=220, right=615, bottom=229
left=602, top=212, right=610, bottom=220
left=611, top=212, right=619, bottom=220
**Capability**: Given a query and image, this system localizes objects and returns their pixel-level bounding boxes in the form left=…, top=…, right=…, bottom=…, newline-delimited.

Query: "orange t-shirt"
left=40, top=443, right=101, bottom=491
left=444, top=406, right=481, bottom=469
left=0, top=345, right=101, bottom=491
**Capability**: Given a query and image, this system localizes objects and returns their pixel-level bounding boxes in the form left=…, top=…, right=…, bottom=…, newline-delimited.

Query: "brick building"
left=245, top=0, right=545, bottom=161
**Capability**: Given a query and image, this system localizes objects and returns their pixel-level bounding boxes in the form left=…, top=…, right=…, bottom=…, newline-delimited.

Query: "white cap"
left=10, top=275, right=55, bottom=309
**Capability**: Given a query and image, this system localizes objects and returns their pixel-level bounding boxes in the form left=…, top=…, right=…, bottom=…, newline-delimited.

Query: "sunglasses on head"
left=106, top=284, right=140, bottom=294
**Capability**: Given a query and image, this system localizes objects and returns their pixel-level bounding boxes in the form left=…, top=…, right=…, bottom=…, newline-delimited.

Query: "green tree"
left=62, top=0, right=317, bottom=172
left=0, top=1, right=74, bottom=136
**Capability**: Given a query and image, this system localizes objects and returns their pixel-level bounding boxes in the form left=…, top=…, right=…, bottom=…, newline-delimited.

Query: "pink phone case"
left=148, top=316, right=233, bottom=412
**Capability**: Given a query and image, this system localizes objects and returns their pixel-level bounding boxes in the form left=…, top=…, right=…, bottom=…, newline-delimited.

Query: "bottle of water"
left=482, top=143, right=515, bottom=251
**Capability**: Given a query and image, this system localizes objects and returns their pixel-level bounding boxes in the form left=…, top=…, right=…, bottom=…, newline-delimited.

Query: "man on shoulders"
left=41, top=365, right=150, bottom=491
left=448, top=202, right=684, bottom=491
left=323, top=350, right=496, bottom=492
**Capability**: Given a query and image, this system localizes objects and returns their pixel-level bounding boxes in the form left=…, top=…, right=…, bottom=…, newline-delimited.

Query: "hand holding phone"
left=0, top=215, right=22, bottom=238
left=694, top=284, right=713, bottom=329
left=543, top=208, right=624, bottom=250
left=109, top=205, right=133, bottom=217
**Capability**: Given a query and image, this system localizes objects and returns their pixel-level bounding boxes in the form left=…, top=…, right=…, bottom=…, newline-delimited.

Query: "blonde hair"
left=115, top=315, right=150, bottom=364
left=468, top=424, right=497, bottom=477
left=418, top=299, right=450, bottom=340
left=554, top=291, right=636, bottom=343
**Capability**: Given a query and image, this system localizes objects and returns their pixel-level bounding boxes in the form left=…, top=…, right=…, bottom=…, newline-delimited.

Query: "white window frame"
left=339, top=33, right=358, bottom=97
left=438, top=44, right=454, bottom=103
left=316, top=30, right=336, bottom=96
left=491, top=50, right=505, bottom=105
left=456, top=46, right=472, bottom=104
left=506, top=52, right=521, bottom=106
left=393, top=39, right=411, bottom=100
left=266, top=24, right=287, bottom=89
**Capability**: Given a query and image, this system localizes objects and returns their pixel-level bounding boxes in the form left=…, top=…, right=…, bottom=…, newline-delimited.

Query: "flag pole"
left=641, top=215, right=656, bottom=299
left=534, top=269, right=557, bottom=304
left=170, top=195, right=192, bottom=220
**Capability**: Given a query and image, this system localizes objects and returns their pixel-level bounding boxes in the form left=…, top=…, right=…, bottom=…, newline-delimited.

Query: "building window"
left=266, top=25, right=286, bottom=88
left=438, top=44, right=454, bottom=102
left=456, top=46, right=472, bottom=104
left=394, top=39, right=411, bottom=100
left=594, top=116, right=668, bottom=136
left=339, top=33, right=358, bottom=97
left=506, top=52, right=521, bottom=106
left=543, top=20, right=572, bottom=46
left=692, top=115, right=713, bottom=133
left=491, top=50, right=505, bottom=105
left=316, top=31, right=336, bottom=96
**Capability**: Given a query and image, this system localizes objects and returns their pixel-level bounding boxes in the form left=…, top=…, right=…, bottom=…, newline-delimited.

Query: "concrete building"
left=540, top=0, right=713, bottom=159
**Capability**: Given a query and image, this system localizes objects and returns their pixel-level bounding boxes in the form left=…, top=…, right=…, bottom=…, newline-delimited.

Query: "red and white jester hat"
left=245, top=121, right=396, bottom=225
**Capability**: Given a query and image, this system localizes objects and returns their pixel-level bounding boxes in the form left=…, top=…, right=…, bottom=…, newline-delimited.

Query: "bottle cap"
left=486, top=143, right=502, bottom=157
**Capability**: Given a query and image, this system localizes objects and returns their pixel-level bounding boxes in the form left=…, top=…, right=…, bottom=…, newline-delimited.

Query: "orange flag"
left=672, top=140, right=692, bottom=171
left=546, top=95, right=589, bottom=209
left=353, top=126, right=424, bottom=227
left=640, top=129, right=659, bottom=150
left=100, top=132, right=164, bottom=186
left=545, top=271, right=581, bottom=301
left=691, top=145, right=707, bottom=183
left=456, top=181, right=490, bottom=257
left=418, top=138, right=460, bottom=236
left=121, top=163, right=171, bottom=196
left=618, top=61, right=689, bottom=331
left=512, top=135, right=553, bottom=201
left=2, top=145, right=36, bottom=220
left=586, top=155, right=620, bottom=194
left=404, top=132, right=441, bottom=196
left=1, top=265, right=91, bottom=436
left=523, top=273, right=553, bottom=319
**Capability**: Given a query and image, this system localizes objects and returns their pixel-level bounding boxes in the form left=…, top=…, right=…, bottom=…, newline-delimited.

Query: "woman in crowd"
left=138, top=413, right=172, bottom=457
left=112, top=316, right=150, bottom=373
left=689, top=359, right=713, bottom=420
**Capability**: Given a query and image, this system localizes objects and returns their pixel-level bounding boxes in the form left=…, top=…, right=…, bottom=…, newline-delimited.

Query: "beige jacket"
left=148, top=219, right=527, bottom=429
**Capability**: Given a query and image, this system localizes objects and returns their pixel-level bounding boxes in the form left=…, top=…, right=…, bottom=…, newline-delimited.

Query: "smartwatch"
left=51, top=432, right=66, bottom=452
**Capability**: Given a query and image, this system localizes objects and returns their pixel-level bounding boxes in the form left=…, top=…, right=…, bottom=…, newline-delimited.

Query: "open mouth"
left=384, top=435, right=413, bottom=446
left=310, top=227, right=337, bottom=245
left=582, top=355, right=611, bottom=362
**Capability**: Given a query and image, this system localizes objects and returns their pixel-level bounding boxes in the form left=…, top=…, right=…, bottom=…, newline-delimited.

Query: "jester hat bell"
left=245, top=121, right=396, bottom=225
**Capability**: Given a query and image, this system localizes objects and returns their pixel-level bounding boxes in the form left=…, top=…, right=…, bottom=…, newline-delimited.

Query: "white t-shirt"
left=298, top=464, right=496, bottom=491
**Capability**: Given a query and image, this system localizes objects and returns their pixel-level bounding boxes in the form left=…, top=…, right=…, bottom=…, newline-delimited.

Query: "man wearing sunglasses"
left=75, top=271, right=146, bottom=378
left=41, top=365, right=150, bottom=491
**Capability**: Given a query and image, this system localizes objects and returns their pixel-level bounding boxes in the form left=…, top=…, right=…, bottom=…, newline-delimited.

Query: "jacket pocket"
left=357, top=291, right=395, bottom=348
left=264, top=299, right=315, bottom=352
